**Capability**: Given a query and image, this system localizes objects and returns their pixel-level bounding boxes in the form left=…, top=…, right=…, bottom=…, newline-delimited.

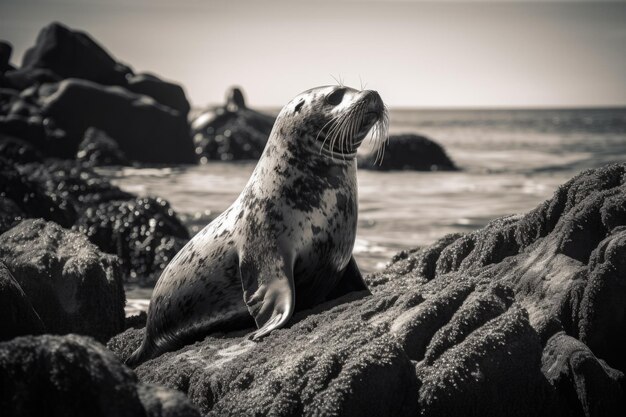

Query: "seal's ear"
left=324, top=256, right=370, bottom=301
left=239, top=251, right=295, bottom=340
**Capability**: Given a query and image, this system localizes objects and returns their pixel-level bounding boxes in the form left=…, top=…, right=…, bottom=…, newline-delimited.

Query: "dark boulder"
left=39, top=78, right=195, bottom=164
left=0, top=88, right=20, bottom=114
left=77, top=127, right=128, bottom=166
left=21, top=22, right=131, bottom=86
left=8, top=160, right=189, bottom=282
left=0, top=262, right=45, bottom=341
left=0, top=135, right=43, bottom=164
left=0, top=197, right=24, bottom=234
left=74, top=197, right=189, bottom=282
left=0, top=41, right=12, bottom=72
left=191, top=86, right=275, bottom=161
left=0, top=219, right=125, bottom=342
left=2, top=67, right=61, bottom=91
left=358, top=134, right=458, bottom=171
left=21, top=159, right=133, bottom=208
left=126, top=73, right=190, bottom=118
left=0, top=157, right=76, bottom=229
left=0, top=114, right=45, bottom=146
left=0, top=114, right=76, bottom=158
left=0, top=334, right=201, bottom=417
left=109, top=164, right=626, bottom=416
left=542, top=332, right=625, bottom=416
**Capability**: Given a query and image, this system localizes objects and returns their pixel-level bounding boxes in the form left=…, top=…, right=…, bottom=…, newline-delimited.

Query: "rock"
left=578, top=225, right=626, bottom=372
left=74, top=197, right=189, bottom=282
left=7, top=160, right=189, bottom=282
left=0, top=334, right=201, bottom=417
left=2, top=67, right=61, bottom=90
left=108, top=164, right=626, bottom=416
left=39, top=78, right=195, bottom=164
left=226, top=86, right=246, bottom=110
left=191, top=86, right=275, bottom=161
left=138, top=383, right=202, bottom=417
left=126, top=73, right=190, bottom=118
left=0, top=114, right=45, bottom=146
left=21, top=159, right=133, bottom=209
left=0, top=41, right=12, bottom=72
left=542, top=332, right=625, bottom=417
left=0, top=196, right=25, bottom=234
left=358, top=134, right=458, bottom=171
left=0, top=219, right=125, bottom=342
left=0, top=88, right=20, bottom=114
left=0, top=114, right=76, bottom=158
left=77, top=127, right=128, bottom=166
left=110, top=291, right=422, bottom=417
left=0, top=157, right=76, bottom=228
left=21, top=22, right=131, bottom=86
left=0, top=262, right=44, bottom=341
left=0, top=135, right=43, bottom=164
left=110, top=282, right=555, bottom=416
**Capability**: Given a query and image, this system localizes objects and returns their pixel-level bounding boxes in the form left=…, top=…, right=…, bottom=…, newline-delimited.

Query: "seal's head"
left=275, top=85, right=389, bottom=161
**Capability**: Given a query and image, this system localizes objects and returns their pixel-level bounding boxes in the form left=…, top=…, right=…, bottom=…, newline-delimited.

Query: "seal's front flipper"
left=325, top=256, right=370, bottom=301
left=239, top=252, right=295, bottom=340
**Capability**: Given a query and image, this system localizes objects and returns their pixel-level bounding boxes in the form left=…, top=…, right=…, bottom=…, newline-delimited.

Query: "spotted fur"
left=126, top=86, right=388, bottom=366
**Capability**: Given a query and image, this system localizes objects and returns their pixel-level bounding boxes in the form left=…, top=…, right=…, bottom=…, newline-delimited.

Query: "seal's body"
left=127, top=86, right=388, bottom=366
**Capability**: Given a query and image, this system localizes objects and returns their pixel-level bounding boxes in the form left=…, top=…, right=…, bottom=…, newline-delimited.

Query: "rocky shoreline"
left=1, top=22, right=624, bottom=417
left=2, top=162, right=624, bottom=416
left=105, top=163, right=626, bottom=416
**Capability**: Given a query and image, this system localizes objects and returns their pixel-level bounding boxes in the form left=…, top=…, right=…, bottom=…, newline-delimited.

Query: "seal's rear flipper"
left=125, top=338, right=156, bottom=368
left=325, top=256, right=370, bottom=301
left=240, top=252, right=295, bottom=340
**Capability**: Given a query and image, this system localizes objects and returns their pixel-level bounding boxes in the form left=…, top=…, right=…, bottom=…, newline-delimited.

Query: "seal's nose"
left=364, top=90, right=383, bottom=113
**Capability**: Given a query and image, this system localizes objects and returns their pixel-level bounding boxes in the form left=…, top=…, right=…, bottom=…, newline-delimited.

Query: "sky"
left=1, top=0, right=625, bottom=108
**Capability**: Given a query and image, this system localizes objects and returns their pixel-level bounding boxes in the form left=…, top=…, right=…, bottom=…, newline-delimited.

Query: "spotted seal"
left=126, top=85, right=389, bottom=366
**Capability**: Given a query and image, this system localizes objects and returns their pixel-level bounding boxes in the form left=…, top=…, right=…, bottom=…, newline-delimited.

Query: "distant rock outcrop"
left=0, top=41, right=13, bottom=73
left=39, top=78, right=195, bottom=164
left=0, top=334, right=202, bottom=417
left=0, top=22, right=195, bottom=165
left=109, top=163, right=626, bottom=416
left=359, top=134, right=458, bottom=171
left=20, top=22, right=131, bottom=86
left=0, top=219, right=125, bottom=342
left=191, top=86, right=275, bottom=161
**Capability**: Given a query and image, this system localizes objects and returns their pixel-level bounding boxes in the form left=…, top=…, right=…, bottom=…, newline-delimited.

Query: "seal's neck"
left=242, top=131, right=357, bottom=199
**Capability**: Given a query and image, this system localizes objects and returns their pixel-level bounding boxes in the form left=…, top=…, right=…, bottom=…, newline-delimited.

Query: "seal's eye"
left=326, top=88, right=346, bottom=106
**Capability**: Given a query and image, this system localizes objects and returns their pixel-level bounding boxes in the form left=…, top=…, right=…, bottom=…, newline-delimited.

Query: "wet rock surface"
left=358, top=134, right=458, bottom=171
left=109, top=163, right=626, bottom=416
left=191, top=87, right=275, bottom=162
left=0, top=334, right=201, bottom=417
left=0, top=219, right=125, bottom=342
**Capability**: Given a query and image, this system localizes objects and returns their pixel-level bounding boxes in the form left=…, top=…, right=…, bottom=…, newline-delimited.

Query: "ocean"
left=98, top=108, right=626, bottom=308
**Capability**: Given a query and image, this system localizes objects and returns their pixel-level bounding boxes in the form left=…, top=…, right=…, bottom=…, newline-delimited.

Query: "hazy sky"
left=1, top=0, right=625, bottom=108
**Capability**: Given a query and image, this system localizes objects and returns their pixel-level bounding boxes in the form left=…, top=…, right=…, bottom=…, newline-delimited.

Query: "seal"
left=126, top=85, right=389, bottom=366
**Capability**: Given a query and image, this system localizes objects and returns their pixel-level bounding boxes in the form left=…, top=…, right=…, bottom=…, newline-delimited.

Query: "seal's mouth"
left=317, top=92, right=389, bottom=161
